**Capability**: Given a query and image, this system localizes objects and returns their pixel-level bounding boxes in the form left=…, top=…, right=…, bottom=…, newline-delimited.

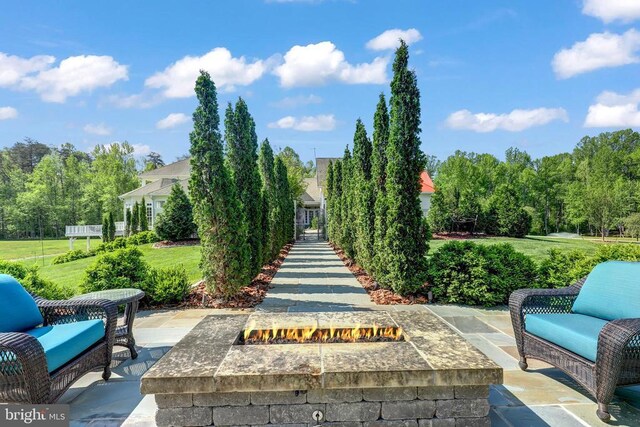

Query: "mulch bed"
left=180, top=243, right=293, bottom=309
left=153, top=239, right=200, bottom=248
left=331, top=244, right=429, bottom=305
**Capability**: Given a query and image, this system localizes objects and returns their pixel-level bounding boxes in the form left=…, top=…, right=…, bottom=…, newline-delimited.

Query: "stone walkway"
left=257, top=233, right=374, bottom=312
left=59, top=236, right=640, bottom=426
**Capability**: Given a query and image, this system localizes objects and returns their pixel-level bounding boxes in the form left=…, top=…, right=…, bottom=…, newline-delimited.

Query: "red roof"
left=420, top=170, right=435, bottom=193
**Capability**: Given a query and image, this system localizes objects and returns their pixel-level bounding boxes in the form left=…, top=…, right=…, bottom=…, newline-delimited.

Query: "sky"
left=0, top=0, right=639, bottom=164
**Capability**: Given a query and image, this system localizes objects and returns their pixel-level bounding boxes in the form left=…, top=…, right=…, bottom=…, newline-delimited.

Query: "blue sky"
left=0, top=0, right=639, bottom=164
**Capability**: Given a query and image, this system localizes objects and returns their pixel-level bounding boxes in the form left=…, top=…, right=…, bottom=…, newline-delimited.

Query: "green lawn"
left=0, top=239, right=79, bottom=261
left=429, top=236, right=603, bottom=263
left=1, top=241, right=202, bottom=295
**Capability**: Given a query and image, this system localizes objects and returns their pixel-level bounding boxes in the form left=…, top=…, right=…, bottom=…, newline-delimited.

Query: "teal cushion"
left=25, top=320, right=104, bottom=373
left=525, top=313, right=608, bottom=362
left=0, top=274, right=43, bottom=333
left=572, top=261, right=640, bottom=321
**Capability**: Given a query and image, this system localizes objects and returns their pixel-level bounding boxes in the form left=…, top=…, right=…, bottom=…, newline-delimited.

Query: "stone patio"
left=60, top=237, right=640, bottom=426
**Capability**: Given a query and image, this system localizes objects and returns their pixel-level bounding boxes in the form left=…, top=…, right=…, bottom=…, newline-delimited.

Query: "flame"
left=241, top=323, right=404, bottom=345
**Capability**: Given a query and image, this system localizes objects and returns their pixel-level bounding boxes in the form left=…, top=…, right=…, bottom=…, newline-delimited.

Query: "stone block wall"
left=154, top=385, right=490, bottom=427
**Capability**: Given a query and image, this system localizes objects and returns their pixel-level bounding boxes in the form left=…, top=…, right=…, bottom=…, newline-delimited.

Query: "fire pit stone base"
left=142, top=312, right=501, bottom=427
left=155, top=385, right=490, bottom=427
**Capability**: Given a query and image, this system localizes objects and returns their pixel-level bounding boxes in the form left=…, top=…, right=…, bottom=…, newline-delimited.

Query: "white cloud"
left=552, top=29, right=640, bottom=79
left=0, top=106, right=18, bottom=120
left=268, top=114, right=336, bottom=131
left=271, top=94, right=322, bottom=108
left=0, top=53, right=54, bottom=87
left=445, top=107, right=569, bottom=132
left=104, top=93, right=161, bottom=109
left=19, top=55, right=128, bottom=103
left=583, top=0, right=640, bottom=23
left=366, top=28, right=423, bottom=51
left=83, top=123, right=111, bottom=135
left=156, top=113, right=190, bottom=129
left=145, top=48, right=267, bottom=98
left=132, top=144, right=152, bottom=156
left=584, top=88, right=640, bottom=127
left=273, top=42, right=388, bottom=87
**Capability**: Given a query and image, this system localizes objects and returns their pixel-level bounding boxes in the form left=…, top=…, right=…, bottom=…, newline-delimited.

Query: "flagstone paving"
left=61, top=237, right=640, bottom=426
left=256, top=234, right=375, bottom=312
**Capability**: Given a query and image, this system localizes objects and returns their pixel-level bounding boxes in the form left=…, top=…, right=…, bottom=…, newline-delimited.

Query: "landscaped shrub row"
left=52, top=249, right=96, bottom=264
left=82, top=246, right=190, bottom=305
left=53, top=231, right=161, bottom=265
left=427, top=241, right=640, bottom=307
left=0, top=260, right=72, bottom=300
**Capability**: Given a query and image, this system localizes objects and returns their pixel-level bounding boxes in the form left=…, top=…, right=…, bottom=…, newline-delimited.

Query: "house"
left=420, top=170, right=436, bottom=216
left=296, top=157, right=340, bottom=229
left=119, top=158, right=190, bottom=229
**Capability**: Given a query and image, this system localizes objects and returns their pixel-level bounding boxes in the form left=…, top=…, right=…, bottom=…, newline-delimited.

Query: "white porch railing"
left=65, top=222, right=125, bottom=238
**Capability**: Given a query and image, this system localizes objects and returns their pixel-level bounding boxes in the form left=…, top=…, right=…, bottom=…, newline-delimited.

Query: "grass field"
left=0, top=235, right=627, bottom=294
left=0, top=239, right=81, bottom=261
left=429, top=236, right=604, bottom=263
left=0, top=240, right=201, bottom=294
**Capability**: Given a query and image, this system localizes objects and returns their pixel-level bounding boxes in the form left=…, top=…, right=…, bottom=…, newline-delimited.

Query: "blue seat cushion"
left=525, top=313, right=609, bottom=362
left=572, top=261, right=640, bottom=321
left=25, top=320, right=104, bottom=373
left=0, top=274, right=44, bottom=333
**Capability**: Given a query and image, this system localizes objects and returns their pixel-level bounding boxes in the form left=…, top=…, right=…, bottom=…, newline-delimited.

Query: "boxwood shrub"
left=427, top=241, right=537, bottom=306
left=146, top=265, right=190, bottom=305
left=83, top=247, right=150, bottom=293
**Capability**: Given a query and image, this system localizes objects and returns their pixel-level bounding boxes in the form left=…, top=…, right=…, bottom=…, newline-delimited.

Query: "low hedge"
left=538, top=243, right=640, bottom=288
left=82, top=247, right=190, bottom=305
left=0, top=260, right=72, bottom=300
left=427, top=241, right=537, bottom=306
left=52, top=249, right=95, bottom=265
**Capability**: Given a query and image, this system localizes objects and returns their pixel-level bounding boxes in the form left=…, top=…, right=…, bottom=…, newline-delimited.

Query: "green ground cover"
left=429, top=236, right=603, bottom=263
left=0, top=240, right=201, bottom=294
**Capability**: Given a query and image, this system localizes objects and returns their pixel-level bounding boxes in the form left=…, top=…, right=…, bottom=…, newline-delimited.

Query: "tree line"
left=0, top=135, right=309, bottom=242
left=189, top=70, right=295, bottom=297
left=428, top=129, right=640, bottom=239
left=326, top=41, right=429, bottom=296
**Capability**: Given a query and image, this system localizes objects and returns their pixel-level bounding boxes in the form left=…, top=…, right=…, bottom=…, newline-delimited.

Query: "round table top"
left=71, top=288, right=145, bottom=305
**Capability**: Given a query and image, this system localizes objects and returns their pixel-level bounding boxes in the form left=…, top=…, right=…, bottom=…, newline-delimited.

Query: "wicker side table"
left=71, top=288, right=145, bottom=359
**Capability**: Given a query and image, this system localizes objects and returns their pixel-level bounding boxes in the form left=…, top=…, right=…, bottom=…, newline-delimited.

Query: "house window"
left=156, top=201, right=165, bottom=211
left=146, top=204, right=153, bottom=226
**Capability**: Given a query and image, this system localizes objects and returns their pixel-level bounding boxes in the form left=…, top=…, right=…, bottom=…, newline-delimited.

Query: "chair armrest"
left=0, top=332, right=50, bottom=402
left=595, top=318, right=640, bottom=400
left=509, top=278, right=585, bottom=352
left=35, top=298, right=117, bottom=349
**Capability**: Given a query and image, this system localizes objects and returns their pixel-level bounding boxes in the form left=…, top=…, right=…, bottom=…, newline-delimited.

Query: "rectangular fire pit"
left=141, top=311, right=503, bottom=427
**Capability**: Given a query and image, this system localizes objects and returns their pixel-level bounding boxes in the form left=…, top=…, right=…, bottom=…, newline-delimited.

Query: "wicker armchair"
left=0, top=294, right=117, bottom=404
left=510, top=276, right=640, bottom=422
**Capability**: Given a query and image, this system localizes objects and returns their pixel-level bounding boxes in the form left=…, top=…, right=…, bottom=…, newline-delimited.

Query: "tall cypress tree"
left=258, top=139, right=279, bottom=262
left=139, top=196, right=149, bottom=231
left=274, top=157, right=293, bottom=247
left=189, top=71, right=250, bottom=297
left=325, top=161, right=334, bottom=241
left=352, top=119, right=375, bottom=270
left=108, top=211, right=116, bottom=241
left=340, top=146, right=356, bottom=258
left=102, top=213, right=111, bottom=242
left=381, top=40, right=428, bottom=294
left=225, top=98, right=263, bottom=276
left=330, top=160, right=343, bottom=246
left=131, top=202, right=140, bottom=235
left=125, top=208, right=132, bottom=237
left=372, top=93, right=390, bottom=277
